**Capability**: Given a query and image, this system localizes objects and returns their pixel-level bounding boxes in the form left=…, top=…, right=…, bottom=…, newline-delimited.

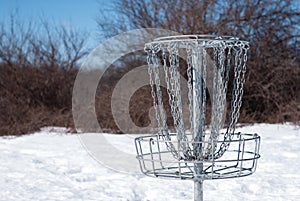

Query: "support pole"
left=192, top=45, right=205, bottom=201
left=194, top=180, right=203, bottom=201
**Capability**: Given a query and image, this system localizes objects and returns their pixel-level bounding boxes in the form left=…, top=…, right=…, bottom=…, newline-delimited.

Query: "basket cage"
left=135, top=132, right=260, bottom=180
left=135, top=35, right=260, bottom=180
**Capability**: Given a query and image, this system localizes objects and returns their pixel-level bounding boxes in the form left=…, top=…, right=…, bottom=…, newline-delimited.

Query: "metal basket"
left=135, top=35, right=261, bottom=201
left=135, top=132, right=260, bottom=180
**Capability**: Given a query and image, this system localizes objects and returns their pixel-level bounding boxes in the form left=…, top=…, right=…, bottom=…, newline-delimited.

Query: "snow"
left=1, top=124, right=300, bottom=201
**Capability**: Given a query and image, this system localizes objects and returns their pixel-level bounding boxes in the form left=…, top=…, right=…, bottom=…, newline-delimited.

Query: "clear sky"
left=0, top=0, right=109, bottom=49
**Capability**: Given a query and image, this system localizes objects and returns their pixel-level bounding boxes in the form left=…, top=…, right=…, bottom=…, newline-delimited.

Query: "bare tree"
left=0, top=13, right=35, bottom=67
left=0, top=13, right=89, bottom=69
left=97, top=0, right=300, bottom=124
left=0, top=13, right=89, bottom=135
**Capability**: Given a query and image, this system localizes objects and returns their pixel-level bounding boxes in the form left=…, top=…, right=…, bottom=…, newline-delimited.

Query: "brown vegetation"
left=0, top=64, right=77, bottom=134
left=0, top=14, right=87, bottom=135
left=0, top=0, right=299, bottom=135
left=97, top=0, right=300, bottom=128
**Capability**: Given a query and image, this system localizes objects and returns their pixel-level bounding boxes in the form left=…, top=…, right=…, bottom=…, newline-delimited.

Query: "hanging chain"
left=214, top=42, right=248, bottom=159
left=186, top=44, right=194, bottom=138
left=161, top=48, right=180, bottom=159
left=147, top=45, right=180, bottom=159
left=145, top=39, right=249, bottom=161
left=167, top=43, right=191, bottom=158
left=147, top=49, right=162, bottom=133
left=205, top=44, right=227, bottom=159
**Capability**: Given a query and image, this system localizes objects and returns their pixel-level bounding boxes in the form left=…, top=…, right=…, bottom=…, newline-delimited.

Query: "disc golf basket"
left=134, top=35, right=261, bottom=201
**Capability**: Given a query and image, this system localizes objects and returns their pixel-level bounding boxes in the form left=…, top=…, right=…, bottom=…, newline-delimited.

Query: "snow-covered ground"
left=1, top=124, right=299, bottom=201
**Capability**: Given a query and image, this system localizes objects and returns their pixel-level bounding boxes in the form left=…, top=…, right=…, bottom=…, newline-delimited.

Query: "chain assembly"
left=136, top=36, right=259, bottom=201
left=144, top=36, right=250, bottom=161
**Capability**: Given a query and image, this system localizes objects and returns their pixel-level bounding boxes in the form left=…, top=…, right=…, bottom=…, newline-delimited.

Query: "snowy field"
left=1, top=124, right=299, bottom=201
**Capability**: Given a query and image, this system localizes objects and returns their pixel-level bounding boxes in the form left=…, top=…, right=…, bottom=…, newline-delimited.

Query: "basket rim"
left=145, top=34, right=249, bottom=47
left=135, top=132, right=260, bottom=144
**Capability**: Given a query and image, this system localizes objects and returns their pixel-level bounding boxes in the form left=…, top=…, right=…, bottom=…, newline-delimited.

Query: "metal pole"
left=194, top=180, right=203, bottom=201
left=192, top=46, right=204, bottom=201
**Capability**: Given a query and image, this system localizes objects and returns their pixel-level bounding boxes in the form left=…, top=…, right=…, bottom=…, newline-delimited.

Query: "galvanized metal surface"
left=137, top=35, right=260, bottom=201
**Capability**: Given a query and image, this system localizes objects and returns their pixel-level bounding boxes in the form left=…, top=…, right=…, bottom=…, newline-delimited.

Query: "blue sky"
left=0, top=0, right=109, bottom=48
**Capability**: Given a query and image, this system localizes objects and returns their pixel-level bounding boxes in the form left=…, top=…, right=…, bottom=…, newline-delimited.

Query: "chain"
left=147, top=49, right=162, bottom=133
left=145, top=39, right=249, bottom=161
left=214, top=42, right=247, bottom=159
left=233, top=46, right=248, bottom=126
left=186, top=45, right=194, bottom=138
left=202, top=47, right=207, bottom=137
left=167, top=43, right=191, bottom=158
left=205, top=43, right=228, bottom=159
left=186, top=45, right=195, bottom=159
left=152, top=48, right=168, bottom=135
left=147, top=45, right=180, bottom=159
left=161, top=48, right=180, bottom=159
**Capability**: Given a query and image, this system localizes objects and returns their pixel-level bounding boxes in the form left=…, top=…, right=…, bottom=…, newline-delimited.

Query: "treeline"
left=0, top=0, right=299, bottom=135
left=0, top=14, right=87, bottom=135
left=97, top=0, right=300, bottom=126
